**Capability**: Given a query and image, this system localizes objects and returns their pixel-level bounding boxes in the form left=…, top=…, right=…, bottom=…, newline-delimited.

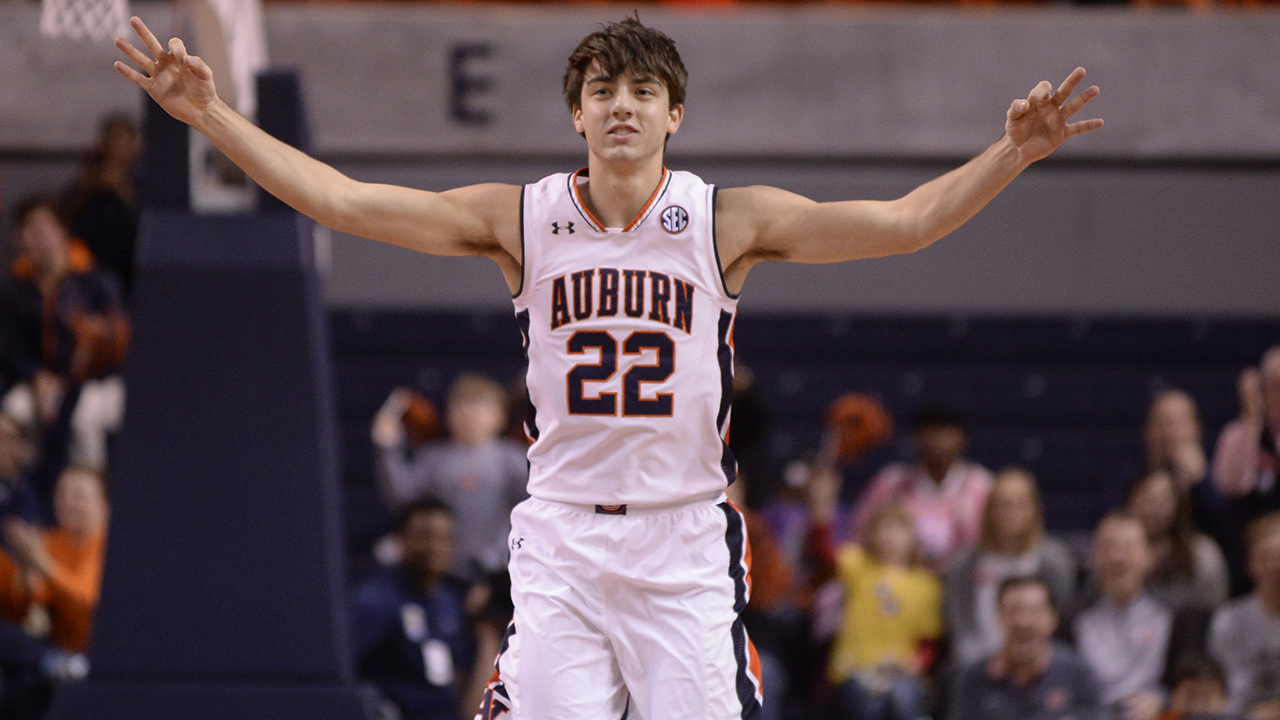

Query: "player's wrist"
left=995, top=133, right=1034, bottom=171
left=191, top=96, right=231, bottom=135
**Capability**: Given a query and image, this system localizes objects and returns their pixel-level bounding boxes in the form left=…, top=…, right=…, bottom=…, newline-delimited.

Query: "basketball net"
left=39, top=0, right=130, bottom=43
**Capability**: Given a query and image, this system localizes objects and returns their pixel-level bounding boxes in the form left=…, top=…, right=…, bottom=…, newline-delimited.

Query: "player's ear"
left=572, top=103, right=585, bottom=136
left=666, top=103, right=683, bottom=136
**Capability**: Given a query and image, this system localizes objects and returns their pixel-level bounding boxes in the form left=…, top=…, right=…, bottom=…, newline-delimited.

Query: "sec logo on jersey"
left=660, top=205, right=689, bottom=234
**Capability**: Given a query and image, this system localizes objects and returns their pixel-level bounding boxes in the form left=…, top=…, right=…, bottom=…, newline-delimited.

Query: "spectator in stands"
left=0, top=413, right=42, bottom=523
left=1209, top=512, right=1280, bottom=718
left=945, top=467, right=1077, bottom=671
left=948, top=575, right=1103, bottom=720
left=851, top=404, right=992, bottom=572
left=372, top=373, right=528, bottom=581
left=1074, top=513, right=1170, bottom=720
left=0, top=195, right=129, bottom=500
left=1125, top=469, right=1229, bottom=613
left=1157, top=655, right=1236, bottom=720
left=62, top=113, right=140, bottom=299
left=812, top=500, right=941, bottom=720
left=350, top=497, right=491, bottom=720
left=0, top=464, right=106, bottom=717
left=1146, top=390, right=1225, bottom=545
left=1213, top=347, right=1280, bottom=592
left=0, top=465, right=109, bottom=654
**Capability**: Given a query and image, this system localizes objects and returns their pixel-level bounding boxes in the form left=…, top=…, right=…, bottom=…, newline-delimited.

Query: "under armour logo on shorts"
left=660, top=206, right=688, bottom=234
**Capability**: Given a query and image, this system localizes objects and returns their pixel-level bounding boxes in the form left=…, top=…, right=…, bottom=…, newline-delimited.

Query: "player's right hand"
left=114, top=17, right=219, bottom=127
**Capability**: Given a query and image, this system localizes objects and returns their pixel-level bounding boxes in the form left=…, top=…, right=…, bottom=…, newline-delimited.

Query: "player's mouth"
left=607, top=124, right=639, bottom=139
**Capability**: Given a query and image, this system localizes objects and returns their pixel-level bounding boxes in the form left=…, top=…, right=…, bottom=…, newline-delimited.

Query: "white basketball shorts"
left=475, top=496, right=764, bottom=720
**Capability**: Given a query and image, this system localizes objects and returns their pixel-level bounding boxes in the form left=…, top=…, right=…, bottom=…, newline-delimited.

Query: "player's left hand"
left=1006, top=68, right=1103, bottom=164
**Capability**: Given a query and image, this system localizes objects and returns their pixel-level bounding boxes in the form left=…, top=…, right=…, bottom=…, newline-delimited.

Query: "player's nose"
left=610, top=94, right=634, bottom=117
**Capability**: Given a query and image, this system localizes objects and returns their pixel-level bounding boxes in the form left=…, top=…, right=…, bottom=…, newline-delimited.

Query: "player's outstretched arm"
left=113, top=18, right=520, bottom=279
left=717, top=69, right=1102, bottom=288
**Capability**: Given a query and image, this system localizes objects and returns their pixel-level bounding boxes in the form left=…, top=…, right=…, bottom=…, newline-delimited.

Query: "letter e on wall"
left=449, top=43, right=495, bottom=126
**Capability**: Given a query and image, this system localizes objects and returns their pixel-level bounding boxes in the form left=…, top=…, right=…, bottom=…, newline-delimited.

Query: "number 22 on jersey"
left=566, top=330, right=675, bottom=417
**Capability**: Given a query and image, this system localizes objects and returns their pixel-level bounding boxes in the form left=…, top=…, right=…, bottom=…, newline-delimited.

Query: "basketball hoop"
left=39, top=0, right=130, bottom=43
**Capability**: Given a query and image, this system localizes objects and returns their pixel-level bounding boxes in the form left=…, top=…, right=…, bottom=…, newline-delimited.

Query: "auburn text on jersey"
left=548, top=268, right=695, bottom=334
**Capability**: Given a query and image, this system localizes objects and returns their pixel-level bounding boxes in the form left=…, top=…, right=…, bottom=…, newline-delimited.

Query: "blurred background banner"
left=3, top=2, right=1280, bottom=158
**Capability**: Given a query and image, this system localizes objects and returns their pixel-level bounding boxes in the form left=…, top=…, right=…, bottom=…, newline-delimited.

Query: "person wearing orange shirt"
left=0, top=196, right=130, bottom=518
left=0, top=464, right=105, bottom=718
left=0, top=464, right=108, bottom=653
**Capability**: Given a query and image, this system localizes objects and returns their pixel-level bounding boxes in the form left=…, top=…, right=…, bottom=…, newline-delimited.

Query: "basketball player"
left=114, top=16, right=1102, bottom=720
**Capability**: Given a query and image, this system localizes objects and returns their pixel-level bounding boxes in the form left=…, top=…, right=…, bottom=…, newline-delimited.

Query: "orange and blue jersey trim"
left=568, top=167, right=672, bottom=233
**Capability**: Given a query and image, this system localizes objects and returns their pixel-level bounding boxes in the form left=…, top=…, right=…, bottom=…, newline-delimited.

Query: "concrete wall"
left=1, top=3, right=1277, bottom=316
left=319, top=156, right=1280, bottom=316
left=3, top=3, right=1280, bottom=158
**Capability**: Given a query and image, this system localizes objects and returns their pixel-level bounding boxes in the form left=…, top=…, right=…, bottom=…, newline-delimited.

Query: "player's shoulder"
left=716, top=184, right=812, bottom=213
left=438, top=182, right=524, bottom=228
left=714, top=185, right=815, bottom=248
left=440, top=182, right=523, bottom=206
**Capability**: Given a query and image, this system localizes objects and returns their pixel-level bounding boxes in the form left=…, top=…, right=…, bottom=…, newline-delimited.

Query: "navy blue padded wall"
left=95, top=210, right=348, bottom=679
left=52, top=211, right=374, bottom=720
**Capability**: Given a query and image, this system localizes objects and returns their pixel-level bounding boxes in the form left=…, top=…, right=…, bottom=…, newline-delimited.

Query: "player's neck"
left=580, top=155, right=666, bottom=229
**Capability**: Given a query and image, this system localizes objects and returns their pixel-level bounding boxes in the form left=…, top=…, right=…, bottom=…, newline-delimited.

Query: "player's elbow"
left=883, top=200, right=935, bottom=255
left=326, top=180, right=376, bottom=236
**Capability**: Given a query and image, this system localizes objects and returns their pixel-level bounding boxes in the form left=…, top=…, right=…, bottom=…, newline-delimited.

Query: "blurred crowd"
left=353, top=346, right=1280, bottom=720
left=4, top=114, right=1280, bottom=720
left=0, top=114, right=137, bottom=719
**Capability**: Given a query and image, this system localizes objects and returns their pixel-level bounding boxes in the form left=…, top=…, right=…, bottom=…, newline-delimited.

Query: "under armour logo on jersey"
left=551, top=221, right=575, bottom=235
left=510, top=537, right=524, bottom=551
left=660, top=205, right=689, bottom=234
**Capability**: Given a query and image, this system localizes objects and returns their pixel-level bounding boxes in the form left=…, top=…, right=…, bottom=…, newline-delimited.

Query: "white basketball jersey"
left=513, top=168, right=739, bottom=507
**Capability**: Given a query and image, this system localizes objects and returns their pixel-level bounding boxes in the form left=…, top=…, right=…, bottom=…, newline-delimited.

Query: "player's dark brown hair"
left=562, top=16, right=687, bottom=112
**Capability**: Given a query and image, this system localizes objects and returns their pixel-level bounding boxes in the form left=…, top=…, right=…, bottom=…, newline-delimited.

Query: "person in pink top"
left=850, top=405, right=993, bottom=573
left=1211, top=346, right=1280, bottom=593
left=1213, top=347, right=1280, bottom=501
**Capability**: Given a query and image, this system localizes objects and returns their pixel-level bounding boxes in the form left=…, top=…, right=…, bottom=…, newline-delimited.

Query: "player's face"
left=573, top=62, right=683, bottom=165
